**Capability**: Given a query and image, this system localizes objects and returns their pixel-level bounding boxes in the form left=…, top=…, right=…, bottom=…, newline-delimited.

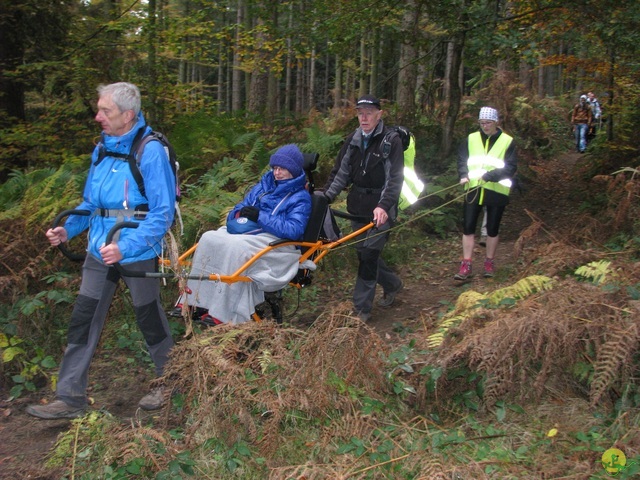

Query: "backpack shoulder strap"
left=127, top=131, right=160, bottom=199
left=381, top=129, right=399, bottom=159
left=382, top=125, right=413, bottom=159
left=94, top=127, right=147, bottom=167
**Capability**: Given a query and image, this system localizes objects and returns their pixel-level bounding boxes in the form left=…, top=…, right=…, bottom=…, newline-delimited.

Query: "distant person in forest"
left=319, top=94, right=404, bottom=322
left=454, top=106, right=517, bottom=280
left=586, top=91, right=602, bottom=139
left=571, top=94, right=593, bottom=153
left=26, top=82, right=176, bottom=419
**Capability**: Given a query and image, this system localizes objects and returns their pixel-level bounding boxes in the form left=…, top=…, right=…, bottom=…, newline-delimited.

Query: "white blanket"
left=183, top=228, right=302, bottom=324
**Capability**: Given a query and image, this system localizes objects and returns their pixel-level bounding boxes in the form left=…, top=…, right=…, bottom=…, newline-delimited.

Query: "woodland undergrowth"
left=2, top=105, right=640, bottom=478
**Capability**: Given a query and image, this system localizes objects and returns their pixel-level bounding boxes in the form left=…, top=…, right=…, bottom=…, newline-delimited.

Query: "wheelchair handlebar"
left=105, top=221, right=173, bottom=278
left=330, top=209, right=373, bottom=223
left=52, top=209, right=91, bottom=262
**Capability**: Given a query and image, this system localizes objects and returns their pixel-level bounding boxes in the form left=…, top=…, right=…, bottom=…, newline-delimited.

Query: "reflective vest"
left=398, top=134, right=424, bottom=210
left=466, top=131, right=513, bottom=198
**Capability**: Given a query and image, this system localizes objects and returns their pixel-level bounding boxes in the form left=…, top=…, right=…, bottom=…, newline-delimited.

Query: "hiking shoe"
left=195, top=313, right=224, bottom=328
left=25, top=400, right=86, bottom=420
left=358, top=311, right=371, bottom=322
left=479, top=236, right=487, bottom=247
left=138, top=386, right=167, bottom=411
left=454, top=260, right=472, bottom=280
left=170, top=304, right=208, bottom=319
left=378, top=281, right=404, bottom=307
left=483, top=258, right=495, bottom=278
left=168, top=303, right=185, bottom=317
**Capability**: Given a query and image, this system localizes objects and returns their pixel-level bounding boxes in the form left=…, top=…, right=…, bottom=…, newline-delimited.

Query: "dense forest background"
left=1, top=0, right=640, bottom=478
left=2, top=0, right=639, bottom=176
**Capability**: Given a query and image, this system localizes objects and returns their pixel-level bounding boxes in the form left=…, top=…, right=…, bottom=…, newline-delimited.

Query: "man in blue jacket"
left=26, top=82, right=176, bottom=419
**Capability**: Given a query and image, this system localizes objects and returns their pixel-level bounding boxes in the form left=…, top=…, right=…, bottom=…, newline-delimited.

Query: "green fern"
left=301, top=125, right=343, bottom=160
left=574, top=260, right=612, bottom=285
left=427, top=275, right=555, bottom=348
left=487, top=275, right=555, bottom=305
left=180, top=153, right=268, bottom=244
left=0, top=163, right=87, bottom=226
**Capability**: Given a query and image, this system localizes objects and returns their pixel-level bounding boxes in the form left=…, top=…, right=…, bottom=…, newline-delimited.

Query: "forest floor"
left=0, top=148, right=587, bottom=479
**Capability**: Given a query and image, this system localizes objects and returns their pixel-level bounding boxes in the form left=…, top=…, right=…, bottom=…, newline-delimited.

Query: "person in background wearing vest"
left=455, top=106, right=517, bottom=280
left=320, top=94, right=405, bottom=322
left=26, top=82, right=176, bottom=420
left=586, top=91, right=602, bottom=140
left=571, top=94, right=593, bottom=153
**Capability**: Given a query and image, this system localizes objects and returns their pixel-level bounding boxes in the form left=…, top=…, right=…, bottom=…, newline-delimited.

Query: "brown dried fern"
left=415, top=274, right=639, bottom=411
left=590, top=320, right=640, bottom=406
left=414, top=457, right=447, bottom=480
left=158, top=308, right=389, bottom=458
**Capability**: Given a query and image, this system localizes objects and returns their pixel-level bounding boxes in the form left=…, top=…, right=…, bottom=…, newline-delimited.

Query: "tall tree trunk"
left=0, top=14, right=26, bottom=121
left=308, top=45, right=316, bottom=111
left=333, top=55, right=342, bottom=110
left=359, top=36, right=368, bottom=98
left=439, top=34, right=465, bottom=166
left=397, top=2, right=419, bottom=119
left=147, top=0, right=158, bottom=123
left=231, top=0, right=244, bottom=112
left=519, top=60, right=531, bottom=92
left=443, top=41, right=454, bottom=104
left=606, top=44, right=614, bottom=141
left=295, top=59, right=304, bottom=114
left=284, top=3, right=293, bottom=116
left=323, top=49, right=331, bottom=110
left=369, top=31, right=380, bottom=96
left=266, top=5, right=279, bottom=117
left=537, top=61, right=544, bottom=97
left=217, top=39, right=225, bottom=113
left=345, top=65, right=352, bottom=107
left=248, top=16, right=268, bottom=115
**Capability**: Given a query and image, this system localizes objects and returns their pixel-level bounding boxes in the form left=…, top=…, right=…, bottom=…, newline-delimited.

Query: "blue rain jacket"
left=62, top=112, right=176, bottom=264
left=228, top=170, right=311, bottom=240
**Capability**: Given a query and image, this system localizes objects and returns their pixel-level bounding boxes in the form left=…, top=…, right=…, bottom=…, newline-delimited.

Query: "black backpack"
left=381, top=125, right=423, bottom=210
left=382, top=125, right=412, bottom=155
left=95, top=127, right=181, bottom=204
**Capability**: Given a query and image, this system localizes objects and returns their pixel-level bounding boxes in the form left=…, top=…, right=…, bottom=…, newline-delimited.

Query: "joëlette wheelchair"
left=52, top=153, right=375, bottom=325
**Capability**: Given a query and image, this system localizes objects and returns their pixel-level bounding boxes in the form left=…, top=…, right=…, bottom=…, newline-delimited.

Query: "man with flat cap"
left=320, top=94, right=405, bottom=321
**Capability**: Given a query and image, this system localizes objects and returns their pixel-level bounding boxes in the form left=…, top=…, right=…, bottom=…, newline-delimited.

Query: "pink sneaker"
left=454, top=259, right=472, bottom=280
left=483, top=258, right=495, bottom=277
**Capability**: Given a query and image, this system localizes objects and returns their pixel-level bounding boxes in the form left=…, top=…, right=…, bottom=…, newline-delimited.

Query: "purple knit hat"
left=269, top=144, right=304, bottom=177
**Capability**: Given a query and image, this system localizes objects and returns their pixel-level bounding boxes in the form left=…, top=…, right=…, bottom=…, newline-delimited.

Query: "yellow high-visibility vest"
left=399, top=134, right=424, bottom=210
left=466, top=131, right=513, bottom=198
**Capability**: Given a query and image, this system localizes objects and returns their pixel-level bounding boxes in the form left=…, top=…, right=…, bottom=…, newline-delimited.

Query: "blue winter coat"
left=228, top=170, right=311, bottom=240
left=62, top=112, right=176, bottom=264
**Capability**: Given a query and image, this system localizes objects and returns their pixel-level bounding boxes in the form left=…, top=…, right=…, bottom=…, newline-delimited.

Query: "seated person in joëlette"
left=171, top=144, right=312, bottom=325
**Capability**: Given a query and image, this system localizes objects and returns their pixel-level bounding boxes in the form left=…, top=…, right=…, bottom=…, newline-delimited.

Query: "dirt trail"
left=0, top=151, right=583, bottom=479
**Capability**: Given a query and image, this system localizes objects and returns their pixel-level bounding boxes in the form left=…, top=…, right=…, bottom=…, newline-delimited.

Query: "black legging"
left=462, top=201, right=505, bottom=237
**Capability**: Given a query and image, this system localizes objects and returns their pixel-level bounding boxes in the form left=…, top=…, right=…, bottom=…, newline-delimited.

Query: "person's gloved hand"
left=313, top=190, right=332, bottom=203
left=239, top=206, right=259, bottom=222
left=482, top=171, right=497, bottom=182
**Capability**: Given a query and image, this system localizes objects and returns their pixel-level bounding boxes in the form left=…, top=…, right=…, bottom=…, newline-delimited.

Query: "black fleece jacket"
left=323, top=120, right=404, bottom=218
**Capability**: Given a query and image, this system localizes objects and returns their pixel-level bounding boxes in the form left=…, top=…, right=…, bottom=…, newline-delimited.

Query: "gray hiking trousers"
left=56, top=255, right=174, bottom=408
left=350, top=220, right=402, bottom=315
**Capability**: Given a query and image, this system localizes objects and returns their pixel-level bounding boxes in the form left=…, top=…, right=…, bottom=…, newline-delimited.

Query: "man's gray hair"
left=97, top=82, right=141, bottom=115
